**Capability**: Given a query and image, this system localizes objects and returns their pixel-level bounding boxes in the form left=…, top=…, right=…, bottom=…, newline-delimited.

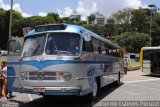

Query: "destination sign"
left=35, top=24, right=66, bottom=32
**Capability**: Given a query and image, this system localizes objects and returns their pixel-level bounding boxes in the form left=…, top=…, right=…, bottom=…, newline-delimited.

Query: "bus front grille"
left=28, top=71, right=64, bottom=80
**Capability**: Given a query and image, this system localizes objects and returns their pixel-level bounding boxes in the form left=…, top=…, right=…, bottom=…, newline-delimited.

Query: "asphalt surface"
left=0, top=69, right=160, bottom=107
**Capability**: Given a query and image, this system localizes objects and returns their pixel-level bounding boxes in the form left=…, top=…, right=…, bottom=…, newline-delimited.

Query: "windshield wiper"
left=55, top=45, right=60, bottom=56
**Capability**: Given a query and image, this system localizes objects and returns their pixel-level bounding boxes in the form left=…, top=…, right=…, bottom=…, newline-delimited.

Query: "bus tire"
left=85, top=78, right=99, bottom=102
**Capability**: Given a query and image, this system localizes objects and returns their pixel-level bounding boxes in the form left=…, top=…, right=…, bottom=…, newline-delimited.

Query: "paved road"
left=1, top=70, right=160, bottom=107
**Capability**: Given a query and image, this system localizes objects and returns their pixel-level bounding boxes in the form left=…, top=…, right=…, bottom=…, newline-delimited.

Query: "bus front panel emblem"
left=37, top=72, right=45, bottom=80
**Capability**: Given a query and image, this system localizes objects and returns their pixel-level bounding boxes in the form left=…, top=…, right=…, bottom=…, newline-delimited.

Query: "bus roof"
left=142, top=46, right=160, bottom=51
left=26, top=24, right=120, bottom=49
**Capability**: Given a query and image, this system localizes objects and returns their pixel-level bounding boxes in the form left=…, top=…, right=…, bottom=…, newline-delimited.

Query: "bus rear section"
left=140, top=47, right=160, bottom=75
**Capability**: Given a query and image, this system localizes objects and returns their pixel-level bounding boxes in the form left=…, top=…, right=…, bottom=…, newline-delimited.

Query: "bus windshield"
left=22, top=34, right=46, bottom=57
left=45, top=33, right=81, bottom=56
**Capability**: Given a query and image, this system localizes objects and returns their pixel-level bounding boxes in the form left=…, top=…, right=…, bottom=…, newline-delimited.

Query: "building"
left=93, top=12, right=106, bottom=25
left=69, top=11, right=81, bottom=20
left=0, top=8, right=4, bottom=11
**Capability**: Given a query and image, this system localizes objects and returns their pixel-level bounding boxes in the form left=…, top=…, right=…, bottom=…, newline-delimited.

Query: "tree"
left=150, top=13, right=160, bottom=46
left=0, top=7, right=158, bottom=50
left=87, top=14, right=95, bottom=24
left=112, top=8, right=132, bottom=32
left=11, top=11, right=23, bottom=36
left=131, top=8, right=150, bottom=33
left=62, top=17, right=72, bottom=24
left=82, top=24, right=105, bottom=36
left=0, top=10, right=7, bottom=49
left=47, top=12, right=59, bottom=23
left=0, top=10, right=23, bottom=49
left=115, top=32, right=150, bottom=53
left=104, top=18, right=116, bottom=36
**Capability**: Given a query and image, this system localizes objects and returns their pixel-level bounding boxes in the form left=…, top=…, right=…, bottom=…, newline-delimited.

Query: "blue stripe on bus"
left=8, top=60, right=115, bottom=70
left=7, top=67, right=19, bottom=92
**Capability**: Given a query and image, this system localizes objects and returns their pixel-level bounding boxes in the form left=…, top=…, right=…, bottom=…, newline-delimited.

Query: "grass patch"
left=0, top=57, right=7, bottom=63
left=128, top=61, right=140, bottom=67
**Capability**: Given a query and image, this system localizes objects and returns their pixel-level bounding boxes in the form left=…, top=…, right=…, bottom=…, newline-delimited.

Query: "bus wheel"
left=85, top=79, right=99, bottom=102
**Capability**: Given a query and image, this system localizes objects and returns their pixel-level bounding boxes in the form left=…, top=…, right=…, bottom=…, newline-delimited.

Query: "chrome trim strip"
left=76, top=76, right=95, bottom=80
left=7, top=76, right=21, bottom=79
left=22, top=86, right=80, bottom=91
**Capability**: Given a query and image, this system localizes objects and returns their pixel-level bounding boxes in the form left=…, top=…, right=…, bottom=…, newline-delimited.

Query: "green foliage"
left=0, top=10, right=7, bottom=49
left=131, top=8, right=150, bottom=33
left=151, top=13, right=160, bottom=46
left=0, top=10, right=23, bottom=49
left=87, top=14, right=95, bottom=24
left=115, top=32, right=150, bottom=53
left=105, top=18, right=116, bottom=36
left=0, top=6, right=160, bottom=50
left=47, top=12, right=59, bottom=22
left=82, top=24, right=105, bottom=36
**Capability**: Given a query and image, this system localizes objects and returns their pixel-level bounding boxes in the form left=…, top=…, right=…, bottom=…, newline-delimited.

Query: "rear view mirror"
left=8, top=39, right=21, bottom=55
left=84, top=34, right=91, bottom=42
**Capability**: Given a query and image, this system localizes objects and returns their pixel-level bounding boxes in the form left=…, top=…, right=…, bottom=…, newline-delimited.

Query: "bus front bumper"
left=20, top=86, right=83, bottom=96
left=21, top=86, right=80, bottom=92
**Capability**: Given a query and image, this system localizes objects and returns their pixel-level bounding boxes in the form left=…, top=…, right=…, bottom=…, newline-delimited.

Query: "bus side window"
left=101, top=42, right=106, bottom=55
left=101, top=47, right=106, bottom=55
left=92, top=45, right=98, bottom=54
left=98, top=47, right=101, bottom=54
left=109, top=49, right=113, bottom=56
left=83, top=40, right=93, bottom=52
left=112, top=49, right=117, bottom=57
left=105, top=49, right=109, bottom=55
left=92, top=38, right=101, bottom=54
left=117, top=49, right=121, bottom=57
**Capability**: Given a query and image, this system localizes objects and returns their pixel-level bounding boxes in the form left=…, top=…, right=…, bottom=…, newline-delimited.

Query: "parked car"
left=0, top=50, right=8, bottom=56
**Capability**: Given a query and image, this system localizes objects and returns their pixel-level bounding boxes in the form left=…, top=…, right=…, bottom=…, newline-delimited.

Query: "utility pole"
left=148, top=4, right=156, bottom=47
left=9, top=0, right=13, bottom=40
left=149, top=9, right=153, bottom=47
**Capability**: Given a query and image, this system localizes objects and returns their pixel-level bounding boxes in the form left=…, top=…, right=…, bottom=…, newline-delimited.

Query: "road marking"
left=123, top=78, right=160, bottom=83
left=28, top=94, right=33, bottom=101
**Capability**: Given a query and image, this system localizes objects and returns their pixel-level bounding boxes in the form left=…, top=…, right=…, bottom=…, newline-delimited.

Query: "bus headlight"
left=63, top=73, right=72, bottom=81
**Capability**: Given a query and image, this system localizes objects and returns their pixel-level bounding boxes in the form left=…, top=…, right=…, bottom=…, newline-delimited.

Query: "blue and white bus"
left=8, top=24, right=124, bottom=101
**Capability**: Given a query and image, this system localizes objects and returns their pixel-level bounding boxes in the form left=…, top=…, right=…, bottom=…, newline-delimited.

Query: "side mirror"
left=8, top=39, right=21, bottom=55
left=83, top=34, right=91, bottom=42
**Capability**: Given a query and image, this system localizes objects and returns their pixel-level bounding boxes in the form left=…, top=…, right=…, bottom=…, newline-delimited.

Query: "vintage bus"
left=140, top=47, right=160, bottom=75
left=7, top=24, right=124, bottom=101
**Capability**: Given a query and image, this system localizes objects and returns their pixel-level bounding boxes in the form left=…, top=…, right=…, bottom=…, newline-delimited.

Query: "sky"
left=0, top=0, right=160, bottom=20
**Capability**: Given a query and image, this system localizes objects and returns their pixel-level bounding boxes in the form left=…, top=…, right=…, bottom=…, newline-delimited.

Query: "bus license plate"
left=33, top=88, right=45, bottom=92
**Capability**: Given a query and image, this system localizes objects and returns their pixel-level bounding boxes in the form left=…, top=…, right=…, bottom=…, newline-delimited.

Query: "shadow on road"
left=18, top=82, right=123, bottom=107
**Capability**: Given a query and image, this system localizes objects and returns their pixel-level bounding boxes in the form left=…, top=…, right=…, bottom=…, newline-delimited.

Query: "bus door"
left=142, top=51, right=151, bottom=74
left=151, top=52, right=160, bottom=74
left=7, top=39, right=22, bottom=92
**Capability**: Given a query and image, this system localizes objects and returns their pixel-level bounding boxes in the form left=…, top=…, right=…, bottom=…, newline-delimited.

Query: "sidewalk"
left=122, top=69, right=159, bottom=82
